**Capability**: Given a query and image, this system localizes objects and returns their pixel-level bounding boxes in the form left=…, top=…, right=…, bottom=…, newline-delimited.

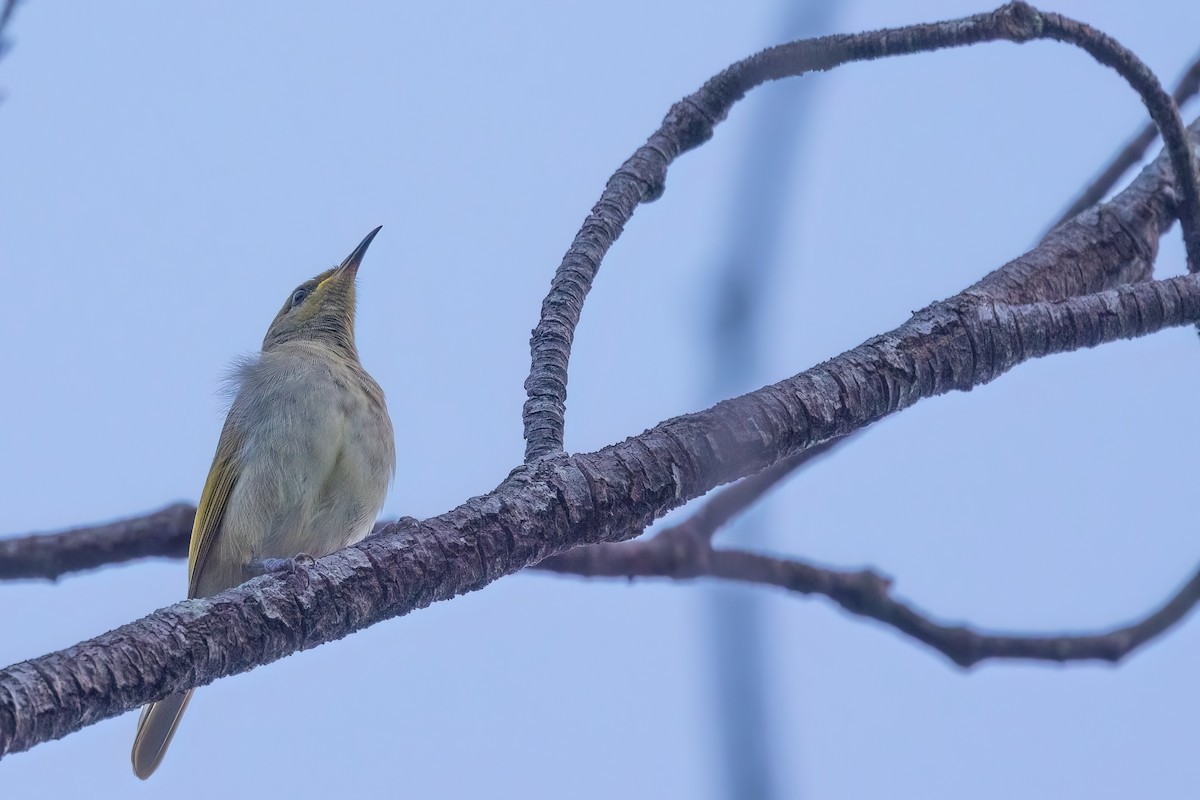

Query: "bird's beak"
left=336, top=226, right=382, bottom=277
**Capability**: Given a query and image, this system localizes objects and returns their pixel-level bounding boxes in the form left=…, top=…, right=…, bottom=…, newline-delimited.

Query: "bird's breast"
left=214, top=347, right=395, bottom=578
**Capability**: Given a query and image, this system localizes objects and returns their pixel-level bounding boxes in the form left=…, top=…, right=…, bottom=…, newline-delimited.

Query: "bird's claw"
left=245, top=554, right=316, bottom=587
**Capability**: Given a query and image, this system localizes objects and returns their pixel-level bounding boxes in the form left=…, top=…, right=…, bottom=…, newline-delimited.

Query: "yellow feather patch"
left=187, top=416, right=243, bottom=598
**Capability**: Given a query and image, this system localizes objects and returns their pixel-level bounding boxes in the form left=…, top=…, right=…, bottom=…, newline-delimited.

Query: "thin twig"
left=1049, top=51, right=1200, bottom=232
left=716, top=550, right=1200, bottom=667
left=542, top=539, right=1200, bottom=668
left=687, top=433, right=853, bottom=540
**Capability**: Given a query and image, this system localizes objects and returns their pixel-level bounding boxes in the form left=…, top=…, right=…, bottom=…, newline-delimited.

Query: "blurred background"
left=2, top=1, right=1199, bottom=797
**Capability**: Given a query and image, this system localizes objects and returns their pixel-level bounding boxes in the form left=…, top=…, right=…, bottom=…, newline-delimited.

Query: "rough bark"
left=5, top=266, right=1200, bottom=757
left=0, top=505, right=194, bottom=582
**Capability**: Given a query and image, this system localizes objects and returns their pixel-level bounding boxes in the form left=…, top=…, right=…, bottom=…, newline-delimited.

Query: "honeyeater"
left=131, top=227, right=396, bottom=779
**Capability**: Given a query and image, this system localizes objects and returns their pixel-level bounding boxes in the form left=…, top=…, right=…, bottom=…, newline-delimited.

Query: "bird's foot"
left=245, top=553, right=316, bottom=586
left=365, top=516, right=419, bottom=539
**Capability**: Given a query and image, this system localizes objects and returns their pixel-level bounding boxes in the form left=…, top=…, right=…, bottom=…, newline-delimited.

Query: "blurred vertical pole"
left=0, top=1, right=23, bottom=64
left=702, top=2, right=839, bottom=799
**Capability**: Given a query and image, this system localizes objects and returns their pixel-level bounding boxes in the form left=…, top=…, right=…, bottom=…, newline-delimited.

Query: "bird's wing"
left=187, top=415, right=243, bottom=598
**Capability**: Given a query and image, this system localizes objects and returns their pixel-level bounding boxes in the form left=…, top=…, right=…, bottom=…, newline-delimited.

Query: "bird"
left=131, top=227, right=396, bottom=779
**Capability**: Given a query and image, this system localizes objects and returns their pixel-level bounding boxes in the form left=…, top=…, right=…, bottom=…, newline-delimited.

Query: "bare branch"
left=1049, top=51, right=1200, bottom=233
left=1030, top=10, right=1200, bottom=273
left=0, top=505, right=193, bottom=582
left=694, top=434, right=853, bottom=542
left=5, top=267, right=1200, bottom=758
left=708, top=553, right=1200, bottom=668
left=541, top=534, right=1200, bottom=668
left=689, top=435, right=853, bottom=540
left=0, top=435, right=851, bottom=584
left=538, top=427, right=1200, bottom=668
left=522, top=1, right=1200, bottom=461
left=0, top=508, right=389, bottom=583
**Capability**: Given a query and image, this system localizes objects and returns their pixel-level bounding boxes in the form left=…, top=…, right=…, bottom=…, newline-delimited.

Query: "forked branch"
left=538, top=436, right=1200, bottom=667
left=522, top=1, right=1200, bottom=462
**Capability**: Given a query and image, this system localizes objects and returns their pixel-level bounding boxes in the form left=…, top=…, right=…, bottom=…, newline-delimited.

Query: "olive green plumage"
left=131, top=228, right=396, bottom=779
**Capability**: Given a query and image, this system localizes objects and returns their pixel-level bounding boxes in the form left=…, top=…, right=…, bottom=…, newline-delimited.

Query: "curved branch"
left=542, top=544, right=1200, bottom=668
left=1049, top=51, right=1200, bottom=233
left=539, top=468, right=1200, bottom=668
left=5, top=270, right=1200, bottom=758
left=1029, top=10, right=1200, bottom=272
left=522, top=1, right=1200, bottom=461
left=708, top=552, right=1200, bottom=668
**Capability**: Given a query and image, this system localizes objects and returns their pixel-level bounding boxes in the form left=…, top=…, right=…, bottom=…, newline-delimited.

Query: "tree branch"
left=522, top=1, right=1200, bottom=461
left=537, top=438, right=1200, bottom=668
left=6, top=267, right=1200, bottom=758
left=8, top=26, right=1196, bottom=587
left=1049, top=51, right=1200, bottom=233
left=541, top=544, right=1200, bottom=668
left=536, top=434, right=854, bottom=573
left=0, top=505, right=193, bottom=582
left=707, top=553, right=1200, bottom=668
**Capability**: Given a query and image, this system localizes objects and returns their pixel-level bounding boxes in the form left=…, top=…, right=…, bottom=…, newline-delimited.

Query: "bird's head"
left=262, top=226, right=381, bottom=357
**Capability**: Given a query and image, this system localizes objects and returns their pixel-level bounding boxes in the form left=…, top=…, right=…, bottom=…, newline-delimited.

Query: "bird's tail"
left=130, top=689, right=193, bottom=779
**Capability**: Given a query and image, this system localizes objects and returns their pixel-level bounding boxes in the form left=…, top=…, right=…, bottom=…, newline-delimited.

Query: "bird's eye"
left=290, top=287, right=310, bottom=308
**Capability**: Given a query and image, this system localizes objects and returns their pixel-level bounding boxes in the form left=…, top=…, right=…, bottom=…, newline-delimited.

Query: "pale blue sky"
left=3, top=2, right=1199, bottom=798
